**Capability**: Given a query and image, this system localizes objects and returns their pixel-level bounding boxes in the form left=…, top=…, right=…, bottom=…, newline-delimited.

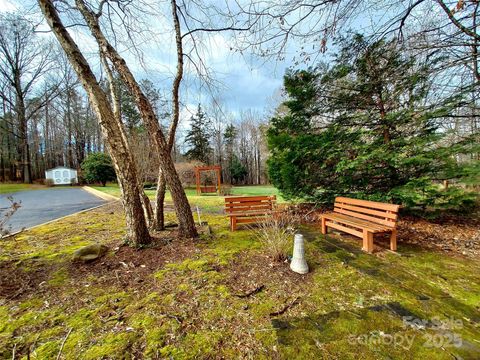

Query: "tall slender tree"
left=38, top=0, right=152, bottom=245
left=0, top=14, right=57, bottom=183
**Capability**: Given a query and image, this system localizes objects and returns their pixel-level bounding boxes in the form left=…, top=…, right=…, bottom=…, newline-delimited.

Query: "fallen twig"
left=234, top=285, right=265, bottom=298
left=269, top=297, right=300, bottom=317
left=56, top=327, right=72, bottom=360
left=165, top=314, right=183, bottom=323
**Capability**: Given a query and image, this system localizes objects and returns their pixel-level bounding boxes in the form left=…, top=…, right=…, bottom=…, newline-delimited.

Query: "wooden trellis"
left=195, top=165, right=221, bottom=195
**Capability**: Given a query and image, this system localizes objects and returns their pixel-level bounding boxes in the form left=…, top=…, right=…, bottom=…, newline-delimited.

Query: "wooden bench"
left=225, top=195, right=276, bottom=231
left=320, top=197, right=400, bottom=253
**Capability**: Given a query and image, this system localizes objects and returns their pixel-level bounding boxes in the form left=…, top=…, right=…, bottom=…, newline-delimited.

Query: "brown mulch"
left=0, top=261, right=55, bottom=300
left=398, top=216, right=480, bottom=258
left=0, top=229, right=203, bottom=302
left=224, top=252, right=311, bottom=304
left=65, top=236, right=200, bottom=291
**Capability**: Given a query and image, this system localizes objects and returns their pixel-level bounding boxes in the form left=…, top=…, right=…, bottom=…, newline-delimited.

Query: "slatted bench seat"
left=225, top=195, right=277, bottom=231
left=320, top=197, right=400, bottom=253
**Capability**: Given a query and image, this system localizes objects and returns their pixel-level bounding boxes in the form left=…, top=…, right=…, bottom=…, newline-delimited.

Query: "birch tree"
left=38, top=0, right=152, bottom=245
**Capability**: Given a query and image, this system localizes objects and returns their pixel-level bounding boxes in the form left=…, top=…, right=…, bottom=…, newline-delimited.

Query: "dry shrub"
left=175, top=161, right=203, bottom=187
left=219, top=184, right=232, bottom=196
left=249, top=211, right=300, bottom=262
left=44, top=178, right=54, bottom=187
left=0, top=196, right=21, bottom=237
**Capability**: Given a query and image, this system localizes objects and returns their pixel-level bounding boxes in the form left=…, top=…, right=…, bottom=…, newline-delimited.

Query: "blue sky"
left=1, top=0, right=422, bottom=125
left=0, top=0, right=292, bottom=124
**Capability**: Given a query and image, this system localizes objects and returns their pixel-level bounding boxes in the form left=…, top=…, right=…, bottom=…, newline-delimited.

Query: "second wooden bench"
left=224, top=195, right=277, bottom=231
left=321, top=197, right=400, bottom=253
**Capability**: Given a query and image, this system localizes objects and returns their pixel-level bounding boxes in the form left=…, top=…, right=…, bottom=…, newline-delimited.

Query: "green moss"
left=177, top=283, right=191, bottom=292
left=93, top=291, right=130, bottom=305
left=166, top=258, right=211, bottom=272
left=83, top=331, right=139, bottom=359
left=48, top=268, right=69, bottom=286
left=143, top=327, right=168, bottom=357
left=249, top=297, right=278, bottom=318
left=61, top=329, right=92, bottom=357
left=182, top=330, right=224, bottom=358
left=66, top=308, right=100, bottom=330
left=31, top=340, right=61, bottom=359
left=18, top=297, right=44, bottom=310
left=0, top=306, right=9, bottom=333
left=1, top=198, right=479, bottom=359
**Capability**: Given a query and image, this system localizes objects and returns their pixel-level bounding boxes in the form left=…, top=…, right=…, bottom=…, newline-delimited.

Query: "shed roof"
left=46, top=166, right=77, bottom=171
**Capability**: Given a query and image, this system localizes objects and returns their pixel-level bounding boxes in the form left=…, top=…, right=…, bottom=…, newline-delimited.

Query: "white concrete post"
left=290, top=233, right=309, bottom=274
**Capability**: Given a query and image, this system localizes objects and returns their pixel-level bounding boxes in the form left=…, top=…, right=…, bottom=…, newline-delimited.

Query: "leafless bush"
left=219, top=184, right=232, bottom=196
left=1, top=196, right=21, bottom=237
left=175, top=161, right=203, bottom=187
left=249, top=211, right=300, bottom=262
left=44, top=178, right=54, bottom=187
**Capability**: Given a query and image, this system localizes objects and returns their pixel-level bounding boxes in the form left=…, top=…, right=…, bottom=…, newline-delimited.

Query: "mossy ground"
left=0, top=200, right=479, bottom=359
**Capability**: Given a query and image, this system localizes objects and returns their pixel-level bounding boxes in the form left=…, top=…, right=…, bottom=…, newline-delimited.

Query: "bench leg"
left=321, top=217, right=327, bottom=234
left=230, top=216, right=237, bottom=231
left=362, top=229, right=374, bottom=253
left=390, top=228, right=397, bottom=251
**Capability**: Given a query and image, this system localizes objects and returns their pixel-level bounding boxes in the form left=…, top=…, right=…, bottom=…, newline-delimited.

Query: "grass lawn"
left=91, top=184, right=284, bottom=212
left=230, top=185, right=282, bottom=198
left=0, top=183, right=45, bottom=194
left=1, top=202, right=479, bottom=359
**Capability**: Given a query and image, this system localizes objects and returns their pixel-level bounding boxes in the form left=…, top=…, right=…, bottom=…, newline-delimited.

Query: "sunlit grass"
left=0, top=183, right=45, bottom=194
left=91, top=183, right=284, bottom=211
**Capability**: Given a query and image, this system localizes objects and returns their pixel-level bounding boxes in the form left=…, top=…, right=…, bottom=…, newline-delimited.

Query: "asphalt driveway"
left=0, top=187, right=107, bottom=234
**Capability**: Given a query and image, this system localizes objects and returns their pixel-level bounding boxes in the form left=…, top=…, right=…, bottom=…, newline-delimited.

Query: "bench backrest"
left=225, top=195, right=276, bottom=214
left=334, top=197, right=400, bottom=228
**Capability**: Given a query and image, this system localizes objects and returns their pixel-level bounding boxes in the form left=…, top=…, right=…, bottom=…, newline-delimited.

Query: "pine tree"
left=228, top=154, right=247, bottom=184
left=223, top=123, right=237, bottom=183
left=267, top=34, right=477, bottom=211
left=184, top=104, right=212, bottom=164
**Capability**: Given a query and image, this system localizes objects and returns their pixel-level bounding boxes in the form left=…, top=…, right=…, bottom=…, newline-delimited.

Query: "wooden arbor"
left=195, top=165, right=221, bottom=195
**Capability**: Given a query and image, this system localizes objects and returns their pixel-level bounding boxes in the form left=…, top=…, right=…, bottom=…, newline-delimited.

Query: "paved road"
left=0, top=188, right=107, bottom=234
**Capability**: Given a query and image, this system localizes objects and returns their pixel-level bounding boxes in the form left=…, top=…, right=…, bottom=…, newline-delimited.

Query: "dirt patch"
left=399, top=216, right=480, bottom=258
left=0, top=261, right=56, bottom=300
left=224, top=252, right=311, bottom=302
left=66, top=235, right=200, bottom=291
left=0, top=211, right=209, bottom=303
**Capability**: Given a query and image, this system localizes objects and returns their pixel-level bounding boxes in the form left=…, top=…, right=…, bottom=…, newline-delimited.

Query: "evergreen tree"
left=223, top=123, right=237, bottom=183
left=184, top=104, right=212, bottom=163
left=267, top=35, right=478, bottom=211
left=228, top=154, right=247, bottom=184
left=81, top=152, right=116, bottom=186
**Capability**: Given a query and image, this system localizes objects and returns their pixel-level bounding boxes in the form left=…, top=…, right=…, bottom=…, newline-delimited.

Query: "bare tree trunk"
left=157, top=149, right=195, bottom=236
left=38, top=0, right=151, bottom=246
left=100, top=52, right=154, bottom=227
left=16, top=92, right=32, bottom=183
left=73, top=0, right=196, bottom=237
left=153, top=0, right=184, bottom=231
left=154, top=173, right=167, bottom=230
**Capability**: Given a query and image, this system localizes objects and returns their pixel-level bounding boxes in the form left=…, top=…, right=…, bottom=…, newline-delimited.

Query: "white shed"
left=45, top=166, right=78, bottom=185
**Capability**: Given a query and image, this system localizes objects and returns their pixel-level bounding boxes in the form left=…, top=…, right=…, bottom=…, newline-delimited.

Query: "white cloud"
left=2, top=0, right=286, bottom=118
left=0, top=0, right=17, bottom=12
